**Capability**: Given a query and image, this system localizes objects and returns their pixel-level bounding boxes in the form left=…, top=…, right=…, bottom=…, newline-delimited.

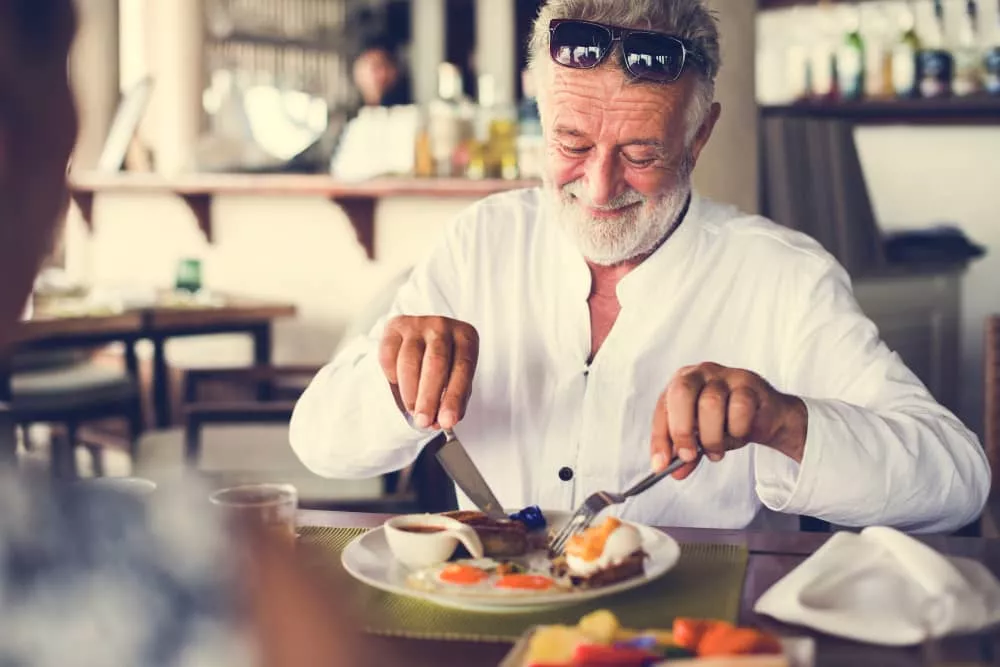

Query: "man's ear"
left=690, top=102, right=721, bottom=164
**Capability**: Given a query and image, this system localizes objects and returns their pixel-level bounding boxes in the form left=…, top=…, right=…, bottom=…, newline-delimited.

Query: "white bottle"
left=954, top=0, right=985, bottom=96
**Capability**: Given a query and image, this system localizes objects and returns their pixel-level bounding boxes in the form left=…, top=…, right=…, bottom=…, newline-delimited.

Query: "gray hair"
left=527, top=0, right=720, bottom=143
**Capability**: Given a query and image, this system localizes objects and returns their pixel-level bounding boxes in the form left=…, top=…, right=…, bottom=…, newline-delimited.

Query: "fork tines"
left=548, top=508, right=595, bottom=557
left=549, top=491, right=615, bottom=557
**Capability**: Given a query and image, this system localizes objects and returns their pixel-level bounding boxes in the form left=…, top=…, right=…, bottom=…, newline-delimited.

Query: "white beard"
left=544, top=170, right=693, bottom=266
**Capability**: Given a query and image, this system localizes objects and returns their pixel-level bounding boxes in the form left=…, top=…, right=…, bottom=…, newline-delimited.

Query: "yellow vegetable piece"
left=576, top=609, right=620, bottom=645
left=525, top=625, right=589, bottom=664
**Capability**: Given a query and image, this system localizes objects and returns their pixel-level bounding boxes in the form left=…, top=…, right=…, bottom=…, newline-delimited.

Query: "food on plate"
left=442, top=510, right=530, bottom=557
left=672, top=619, right=783, bottom=658
left=406, top=557, right=566, bottom=597
left=509, top=505, right=548, bottom=531
left=550, top=517, right=646, bottom=588
left=523, top=611, right=785, bottom=667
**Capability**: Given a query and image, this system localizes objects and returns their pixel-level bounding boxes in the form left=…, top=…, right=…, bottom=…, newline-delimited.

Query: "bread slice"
left=441, top=510, right=529, bottom=558
left=551, top=550, right=646, bottom=589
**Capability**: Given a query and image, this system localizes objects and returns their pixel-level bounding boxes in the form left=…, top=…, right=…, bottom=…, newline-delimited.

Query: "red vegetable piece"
left=572, top=643, right=656, bottom=666
left=672, top=618, right=730, bottom=651
left=697, top=626, right=783, bottom=657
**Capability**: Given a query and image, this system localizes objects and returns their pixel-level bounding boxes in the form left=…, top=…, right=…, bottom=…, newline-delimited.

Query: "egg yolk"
left=439, top=564, right=490, bottom=585
left=494, top=574, right=555, bottom=591
left=565, top=517, right=622, bottom=562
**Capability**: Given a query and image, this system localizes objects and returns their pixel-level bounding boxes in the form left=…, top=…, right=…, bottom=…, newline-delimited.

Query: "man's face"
left=538, top=60, right=717, bottom=266
left=353, top=49, right=399, bottom=105
left=0, top=0, right=77, bottom=346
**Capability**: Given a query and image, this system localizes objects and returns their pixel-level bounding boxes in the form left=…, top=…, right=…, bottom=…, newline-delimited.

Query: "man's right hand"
left=378, top=316, right=479, bottom=430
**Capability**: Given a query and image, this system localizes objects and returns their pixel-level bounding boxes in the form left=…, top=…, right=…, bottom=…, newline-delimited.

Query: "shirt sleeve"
left=288, top=209, right=473, bottom=479
left=754, top=257, right=990, bottom=533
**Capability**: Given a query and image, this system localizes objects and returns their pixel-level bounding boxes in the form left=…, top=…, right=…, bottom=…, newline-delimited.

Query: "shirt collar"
left=543, top=189, right=706, bottom=308
left=615, top=191, right=704, bottom=308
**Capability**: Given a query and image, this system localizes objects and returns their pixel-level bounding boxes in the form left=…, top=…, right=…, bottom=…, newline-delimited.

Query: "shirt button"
left=558, top=467, right=574, bottom=482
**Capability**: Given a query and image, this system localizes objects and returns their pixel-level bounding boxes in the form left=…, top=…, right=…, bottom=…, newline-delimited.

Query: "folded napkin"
left=753, top=526, right=1000, bottom=646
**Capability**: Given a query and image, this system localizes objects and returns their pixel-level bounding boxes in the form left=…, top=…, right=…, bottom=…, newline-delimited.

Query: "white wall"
left=65, top=196, right=476, bottom=369
left=697, top=0, right=759, bottom=214
left=855, top=127, right=1000, bottom=435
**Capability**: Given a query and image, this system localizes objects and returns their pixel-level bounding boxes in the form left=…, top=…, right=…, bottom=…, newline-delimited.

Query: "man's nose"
left=583, top=151, right=625, bottom=207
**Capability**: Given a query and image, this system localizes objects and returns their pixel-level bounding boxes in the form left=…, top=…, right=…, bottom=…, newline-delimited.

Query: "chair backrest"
left=987, top=315, right=1000, bottom=491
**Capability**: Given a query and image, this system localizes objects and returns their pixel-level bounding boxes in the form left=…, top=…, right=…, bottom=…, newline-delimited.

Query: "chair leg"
left=50, top=426, right=72, bottom=480
left=126, top=397, right=144, bottom=462
left=20, top=423, right=34, bottom=451
left=85, top=444, right=106, bottom=477
left=63, top=422, right=80, bottom=480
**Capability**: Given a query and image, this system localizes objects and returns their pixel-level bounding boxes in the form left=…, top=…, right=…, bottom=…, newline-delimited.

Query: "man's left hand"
left=649, top=362, right=808, bottom=480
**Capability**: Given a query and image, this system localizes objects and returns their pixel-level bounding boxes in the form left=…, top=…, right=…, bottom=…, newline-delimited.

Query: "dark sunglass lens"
left=551, top=21, right=612, bottom=68
left=623, top=33, right=685, bottom=81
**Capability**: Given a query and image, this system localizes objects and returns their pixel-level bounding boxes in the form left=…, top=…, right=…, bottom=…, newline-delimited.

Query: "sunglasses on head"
left=548, top=19, right=705, bottom=83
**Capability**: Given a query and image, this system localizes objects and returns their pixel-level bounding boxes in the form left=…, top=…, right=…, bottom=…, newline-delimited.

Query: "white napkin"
left=753, top=526, right=1000, bottom=646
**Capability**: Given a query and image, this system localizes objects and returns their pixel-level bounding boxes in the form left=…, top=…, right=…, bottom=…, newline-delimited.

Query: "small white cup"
left=384, top=513, right=484, bottom=569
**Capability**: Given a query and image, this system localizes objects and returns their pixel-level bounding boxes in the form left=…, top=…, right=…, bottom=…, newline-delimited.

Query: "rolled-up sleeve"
left=755, top=257, right=989, bottom=533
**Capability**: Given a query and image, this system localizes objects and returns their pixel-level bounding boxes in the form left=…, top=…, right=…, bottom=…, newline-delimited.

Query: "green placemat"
left=300, top=526, right=748, bottom=642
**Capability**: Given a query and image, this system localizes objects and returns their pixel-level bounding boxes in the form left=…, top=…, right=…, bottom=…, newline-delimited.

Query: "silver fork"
left=548, top=455, right=689, bottom=557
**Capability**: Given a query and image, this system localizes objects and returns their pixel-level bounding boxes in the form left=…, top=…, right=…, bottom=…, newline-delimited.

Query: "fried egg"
left=406, top=559, right=564, bottom=597
left=564, top=518, right=643, bottom=577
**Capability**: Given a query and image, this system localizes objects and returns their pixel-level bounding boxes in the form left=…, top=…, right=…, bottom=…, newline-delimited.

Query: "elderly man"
left=290, top=0, right=989, bottom=533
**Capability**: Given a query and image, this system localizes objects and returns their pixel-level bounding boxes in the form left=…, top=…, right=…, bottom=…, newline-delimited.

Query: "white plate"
left=340, top=510, right=681, bottom=612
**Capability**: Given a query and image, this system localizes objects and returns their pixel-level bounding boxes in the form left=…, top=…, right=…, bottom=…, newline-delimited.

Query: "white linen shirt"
left=290, top=189, right=989, bottom=533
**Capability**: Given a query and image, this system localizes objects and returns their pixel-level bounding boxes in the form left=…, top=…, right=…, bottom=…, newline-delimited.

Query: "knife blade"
left=429, top=429, right=507, bottom=521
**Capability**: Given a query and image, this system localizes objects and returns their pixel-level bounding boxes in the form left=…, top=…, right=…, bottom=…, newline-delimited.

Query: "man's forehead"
left=544, top=64, right=693, bottom=138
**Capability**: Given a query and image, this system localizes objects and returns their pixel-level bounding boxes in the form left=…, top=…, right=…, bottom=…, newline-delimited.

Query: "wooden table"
left=3, top=295, right=296, bottom=429
left=299, top=510, right=1000, bottom=667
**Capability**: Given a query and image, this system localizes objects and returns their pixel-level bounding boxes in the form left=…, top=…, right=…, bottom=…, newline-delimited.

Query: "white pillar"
left=412, top=0, right=447, bottom=105
left=475, top=0, right=517, bottom=106
left=693, top=0, right=758, bottom=214
left=69, top=0, right=120, bottom=169
left=149, top=0, right=205, bottom=174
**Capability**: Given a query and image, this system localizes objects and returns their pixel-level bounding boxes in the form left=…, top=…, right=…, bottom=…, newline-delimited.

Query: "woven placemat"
left=300, top=525, right=748, bottom=642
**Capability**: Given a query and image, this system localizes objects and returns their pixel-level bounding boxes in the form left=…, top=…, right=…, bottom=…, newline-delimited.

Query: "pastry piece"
left=553, top=517, right=646, bottom=588
left=441, top=510, right=529, bottom=558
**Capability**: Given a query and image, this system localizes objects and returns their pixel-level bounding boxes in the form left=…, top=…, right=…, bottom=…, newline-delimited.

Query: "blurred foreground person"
left=0, top=2, right=387, bottom=665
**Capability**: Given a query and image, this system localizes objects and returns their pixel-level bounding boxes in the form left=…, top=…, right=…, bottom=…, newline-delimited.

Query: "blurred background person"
left=0, top=2, right=389, bottom=665
left=351, top=36, right=412, bottom=111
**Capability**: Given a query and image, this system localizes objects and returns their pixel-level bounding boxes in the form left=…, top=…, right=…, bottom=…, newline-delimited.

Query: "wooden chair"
left=133, top=364, right=454, bottom=513
left=6, top=348, right=143, bottom=478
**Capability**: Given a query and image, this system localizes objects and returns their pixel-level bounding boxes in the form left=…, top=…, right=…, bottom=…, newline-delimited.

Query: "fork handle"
left=623, top=456, right=687, bottom=498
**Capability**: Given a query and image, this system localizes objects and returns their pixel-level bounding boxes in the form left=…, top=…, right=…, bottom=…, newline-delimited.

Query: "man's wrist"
left=769, top=395, right=808, bottom=463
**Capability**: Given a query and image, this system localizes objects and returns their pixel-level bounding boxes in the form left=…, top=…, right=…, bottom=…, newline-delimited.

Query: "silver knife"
left=428, top=429, right=507, bottom=521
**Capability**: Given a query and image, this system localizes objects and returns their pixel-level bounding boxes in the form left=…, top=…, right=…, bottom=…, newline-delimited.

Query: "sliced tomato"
left=671, top=618, right=729, bottom=650
left=571, top=643, right=657, bottom=666
left=697, top=626, right=783, bottom=656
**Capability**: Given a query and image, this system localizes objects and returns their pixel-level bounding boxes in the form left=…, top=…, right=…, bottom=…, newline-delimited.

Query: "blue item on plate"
left=509, top=505, right=546, bottom=530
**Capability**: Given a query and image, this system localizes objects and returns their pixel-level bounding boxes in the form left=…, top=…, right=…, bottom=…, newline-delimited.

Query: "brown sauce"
left=398, top=525, right=447, bottom=534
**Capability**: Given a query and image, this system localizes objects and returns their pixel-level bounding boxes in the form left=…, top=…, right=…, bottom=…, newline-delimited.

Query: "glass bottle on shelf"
left=864, top=5, right=895, bottom=99
left=413, top=108, right=435, bottom=178
left=488, top=90, right=519, bottom=181
left=837, top=5, right=866, bottom=100
left=428, top=63, right=463, bottom=178
left=892, top=0, right=922, bottom=98
left=986, top=0, right=1000, bottom=94
left=466, top=74, right=494, bottom=180
left=953, top=0, right=985, bottom=96
left=919, top=0, right=955, bottom=98
left=810, top=0, right=838, bottom=100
